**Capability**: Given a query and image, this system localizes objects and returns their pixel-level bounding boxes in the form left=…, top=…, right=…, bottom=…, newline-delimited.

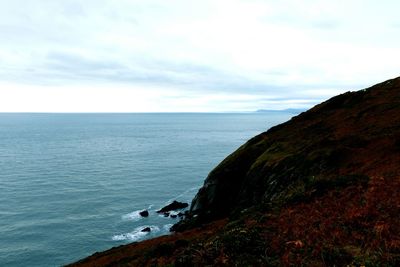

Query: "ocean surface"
left=0, top=112, right=296, bottom=267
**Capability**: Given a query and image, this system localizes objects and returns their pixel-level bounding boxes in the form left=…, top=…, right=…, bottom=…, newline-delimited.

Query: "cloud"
left=0, top=0, right=400, bottom=111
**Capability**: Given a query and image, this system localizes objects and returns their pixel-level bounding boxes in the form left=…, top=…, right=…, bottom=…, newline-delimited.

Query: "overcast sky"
left=0, top=0, right=400, bottom=112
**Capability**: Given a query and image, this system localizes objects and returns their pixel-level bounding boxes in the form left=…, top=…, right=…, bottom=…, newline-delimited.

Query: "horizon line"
left=0, top=108, right=307, bottom=115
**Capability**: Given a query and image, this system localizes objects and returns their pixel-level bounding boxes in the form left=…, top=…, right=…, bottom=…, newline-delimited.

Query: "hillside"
left=68, top=77, right=400, bottom=266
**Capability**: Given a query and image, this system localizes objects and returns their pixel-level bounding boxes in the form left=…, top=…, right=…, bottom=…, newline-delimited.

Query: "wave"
left=163, top=224, right=173, bottom=231
left=157, top=210, right=180, bottom=217
left=121, top=204, right=153, bottom=221
left=121, top=210, right=143, bottom=221
left=111, top=225, right=161, bottom=242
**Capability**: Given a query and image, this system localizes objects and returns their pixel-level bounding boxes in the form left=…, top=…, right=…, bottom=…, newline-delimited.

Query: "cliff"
left=68, top=77, right=400, bottom=266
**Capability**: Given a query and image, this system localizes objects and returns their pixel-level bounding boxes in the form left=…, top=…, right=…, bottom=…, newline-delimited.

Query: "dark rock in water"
left=157, top=201, right=189, bottom=213
left=163, top=212, right=170, bottom=217
left=177, top=212, right=184, bottom=217
left=139, top=210, right=149, bottom=217
left=141, top=227, right=151, bottom=232
left=170, top=214, right=177, bottom=218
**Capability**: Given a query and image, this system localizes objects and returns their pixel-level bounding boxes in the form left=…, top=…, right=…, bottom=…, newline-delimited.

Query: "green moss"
left=251, top=142, right=293, bottom=169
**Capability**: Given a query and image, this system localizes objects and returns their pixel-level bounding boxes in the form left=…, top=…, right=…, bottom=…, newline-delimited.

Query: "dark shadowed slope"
left=180, top=76, right=400, bottom=226
left=68, top=77, right=400, bottom=266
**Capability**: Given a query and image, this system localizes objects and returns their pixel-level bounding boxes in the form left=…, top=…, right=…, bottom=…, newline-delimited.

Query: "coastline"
left=68, top=76, right=400, bottom=266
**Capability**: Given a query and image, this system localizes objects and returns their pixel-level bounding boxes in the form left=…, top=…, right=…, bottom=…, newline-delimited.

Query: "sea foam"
left=121, top=210, right=142, bottom=221
left=163, top=224, right=173, bottom=231
left=122, top=204, right=154, bottom=221
left=111, top=226, right=160, bottom=242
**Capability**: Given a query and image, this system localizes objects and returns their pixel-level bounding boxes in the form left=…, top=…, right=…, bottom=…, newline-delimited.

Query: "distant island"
left=256, top=108, right=307, bottom=114
left=68, top=77, right=400, bottom=266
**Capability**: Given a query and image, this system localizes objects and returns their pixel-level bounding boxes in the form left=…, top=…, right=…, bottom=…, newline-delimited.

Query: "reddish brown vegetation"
left=68, top=77, right=400, bottom=266
left=265, top=176, right=400, bottom=266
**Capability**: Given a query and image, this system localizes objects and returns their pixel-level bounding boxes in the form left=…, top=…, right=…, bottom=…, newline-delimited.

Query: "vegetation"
left=68, top=77, right=400, bottom=266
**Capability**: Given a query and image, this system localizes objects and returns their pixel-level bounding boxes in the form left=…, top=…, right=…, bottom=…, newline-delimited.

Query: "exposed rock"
left=67, top=76, right=400, bottom=267
left=170, top=214, right=177, bottom=219
left=177, top=76, right=400, bottom=229
left=141, top=227, right=151, bottom=232
left=156, top=201, right=188, bottom=214
left=163, top=212, right=170, bottom=217
left=139, top=210, right=149, bottom=217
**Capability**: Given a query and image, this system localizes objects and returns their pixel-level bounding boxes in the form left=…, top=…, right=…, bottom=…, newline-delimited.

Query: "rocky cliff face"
left=69, top=77, right=400, bottom=266
left=173, top=76, right=400, bottom=231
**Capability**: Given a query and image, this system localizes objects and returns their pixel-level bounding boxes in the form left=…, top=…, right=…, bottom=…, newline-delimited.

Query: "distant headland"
left=256, top=108, right=307, bottom=113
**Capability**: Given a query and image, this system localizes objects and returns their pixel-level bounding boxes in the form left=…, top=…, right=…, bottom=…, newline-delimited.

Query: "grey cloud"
left=14, top=50, right=247, bottom=91
left=258, top=96, right=322, bottom=102
left=0, top=48, right=360, bottom=101
left=1, top=0, right=397, bottom=112
left=46, top=52, right=125, bottom=71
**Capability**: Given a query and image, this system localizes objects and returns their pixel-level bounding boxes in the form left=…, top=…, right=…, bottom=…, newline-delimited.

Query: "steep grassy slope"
left=68, top=77, right=400, bottom=266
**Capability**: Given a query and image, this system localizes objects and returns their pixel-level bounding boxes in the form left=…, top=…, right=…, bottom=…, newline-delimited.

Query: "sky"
left=0, top=0, right=400, bottom=112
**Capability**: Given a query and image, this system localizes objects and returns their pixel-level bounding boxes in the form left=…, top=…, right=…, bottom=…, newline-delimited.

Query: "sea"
left=0, top=112, right=296, bottom=267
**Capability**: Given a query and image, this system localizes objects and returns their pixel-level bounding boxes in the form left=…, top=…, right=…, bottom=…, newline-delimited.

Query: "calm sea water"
left=0, top=112, right=295, bottom=267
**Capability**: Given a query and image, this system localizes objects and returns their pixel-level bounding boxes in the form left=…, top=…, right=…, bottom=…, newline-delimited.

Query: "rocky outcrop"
left=141, top=227, right=151, bottom=232
left=172, top=77, right=400, bottom=231
left=139, top=210, right=149, bottom=217
left=157, top=201, right=188, bottom=214
left=68, top=76, right=400, bottom=266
